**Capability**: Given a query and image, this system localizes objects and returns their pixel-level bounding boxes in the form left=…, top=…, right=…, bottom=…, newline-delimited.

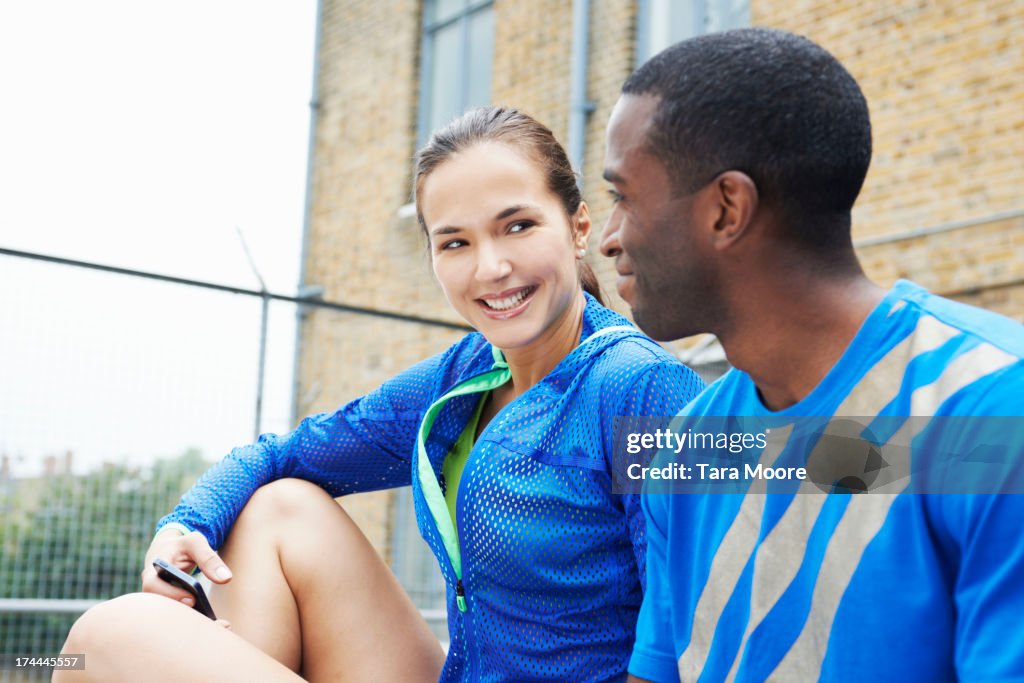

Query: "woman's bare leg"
left=208, top=478, right=444, bottom=681
left=55, top=593, right=302, bottom=683
left=58, top=479, right=444, bottom=682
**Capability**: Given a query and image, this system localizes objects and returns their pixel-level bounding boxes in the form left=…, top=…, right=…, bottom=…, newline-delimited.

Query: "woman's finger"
left=182, top=532, right=233, bottom=584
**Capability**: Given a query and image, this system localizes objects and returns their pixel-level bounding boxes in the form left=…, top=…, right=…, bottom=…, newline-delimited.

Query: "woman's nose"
left=475, top=242, right=512, bottom=281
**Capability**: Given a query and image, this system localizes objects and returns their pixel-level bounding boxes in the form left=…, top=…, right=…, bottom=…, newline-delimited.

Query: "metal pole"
left=293, top=0, right=325, bottom=426
left=236, top=226, right=270, bottom=442
left=0, top=246, right=472, bottom=331
left=567, top=0, right=594, bottom=183
left=255, top=292, right=269, bottom=440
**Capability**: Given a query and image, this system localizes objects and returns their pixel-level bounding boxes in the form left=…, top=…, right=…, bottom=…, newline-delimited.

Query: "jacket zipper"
left=416, top=366, right=508, bottom=614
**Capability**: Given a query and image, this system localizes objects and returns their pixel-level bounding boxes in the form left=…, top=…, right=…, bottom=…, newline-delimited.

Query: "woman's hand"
left=141, top=528, right=233, bottom=607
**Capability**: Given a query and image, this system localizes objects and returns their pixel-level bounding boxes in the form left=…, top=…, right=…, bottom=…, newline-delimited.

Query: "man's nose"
left=599, top=213, right=622, bottom=258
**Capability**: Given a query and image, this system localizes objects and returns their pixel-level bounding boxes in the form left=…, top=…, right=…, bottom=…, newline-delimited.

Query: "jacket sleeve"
left=156, top=348, right=454, bottom=550
left=610, top=357, right=706, bottom=592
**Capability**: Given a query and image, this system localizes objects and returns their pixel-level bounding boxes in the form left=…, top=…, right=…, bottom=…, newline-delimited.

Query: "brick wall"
left=755, top=0, right=1023, bottom=320
left=579, top=0, right=641, bottom=314
left=299, top=0, right=464, bottom=558
left=491, top=0, right=574, bottom=139
left=299, top=0, right=643, bottom=559
left=300, top=0, right=1022, bottom=560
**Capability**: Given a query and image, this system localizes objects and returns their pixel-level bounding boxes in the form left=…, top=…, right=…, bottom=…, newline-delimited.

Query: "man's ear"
left=704, top=170, right=758, bottom=251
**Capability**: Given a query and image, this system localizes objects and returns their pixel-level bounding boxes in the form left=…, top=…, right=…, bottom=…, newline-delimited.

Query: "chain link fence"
left=0, top=248, right=448, bottom=679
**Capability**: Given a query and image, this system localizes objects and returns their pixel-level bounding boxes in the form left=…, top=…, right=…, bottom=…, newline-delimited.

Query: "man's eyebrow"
left=602, top=169, right=625, bottom=185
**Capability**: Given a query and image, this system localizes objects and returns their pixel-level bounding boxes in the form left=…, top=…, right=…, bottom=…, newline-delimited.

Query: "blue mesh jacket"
left=158, top=294, right=705, bottom=682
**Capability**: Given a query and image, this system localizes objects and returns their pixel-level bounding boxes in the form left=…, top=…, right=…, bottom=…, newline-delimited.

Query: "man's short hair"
left=623, top=28, right=872, bottom=251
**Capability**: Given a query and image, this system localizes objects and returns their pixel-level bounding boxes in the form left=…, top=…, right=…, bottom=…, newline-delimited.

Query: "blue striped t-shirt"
left=631, top=280, right=1024, bottom=682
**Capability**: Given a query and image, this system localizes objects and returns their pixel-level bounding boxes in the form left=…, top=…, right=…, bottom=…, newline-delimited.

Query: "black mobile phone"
left=152, top=557, right=217, bottom=620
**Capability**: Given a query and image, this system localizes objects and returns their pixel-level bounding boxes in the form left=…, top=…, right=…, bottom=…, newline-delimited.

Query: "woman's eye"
left=440, top=239, right=466, bottom=250
left=509, top=221, right=534, bottom=234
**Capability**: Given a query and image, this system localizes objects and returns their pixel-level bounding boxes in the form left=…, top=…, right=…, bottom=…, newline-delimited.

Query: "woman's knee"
left=243, top=478, right=339, bottom=523
left=63, top=593, right=170, bottom=654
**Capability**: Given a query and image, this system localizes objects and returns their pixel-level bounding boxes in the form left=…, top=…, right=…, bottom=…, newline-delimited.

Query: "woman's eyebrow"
left=430, top=225, right=462, bottom=237
left=494, top=204, right=539, bottom=221
left=430, top=204, right=541, bottom=236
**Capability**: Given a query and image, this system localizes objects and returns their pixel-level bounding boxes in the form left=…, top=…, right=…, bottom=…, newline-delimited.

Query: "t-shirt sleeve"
left=629, top=490, right=681, bottom=682
left=947, top=492, right=1024, bottom=680
left=157, top=348, right=451, bottom=550
left=943, top=361, right=1024, bottom=679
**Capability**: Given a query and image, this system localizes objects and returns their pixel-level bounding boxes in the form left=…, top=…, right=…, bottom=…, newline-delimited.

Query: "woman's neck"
left=499, top=293, right=586, bottom=397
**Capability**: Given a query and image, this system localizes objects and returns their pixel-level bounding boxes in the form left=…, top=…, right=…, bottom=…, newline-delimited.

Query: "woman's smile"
left=477, top=285, right=538, bottom=319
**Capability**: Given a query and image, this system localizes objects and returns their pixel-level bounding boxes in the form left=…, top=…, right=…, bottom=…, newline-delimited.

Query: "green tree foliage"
left=0, top=449, right=210, bottom=657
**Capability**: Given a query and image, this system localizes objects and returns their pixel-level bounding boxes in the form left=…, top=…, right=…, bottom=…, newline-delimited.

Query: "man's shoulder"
left=897, top=281, right=1023, bottom=359
left=678, top=368, right=751, bottom=416
left=888, top=282, right=1023, bottom=414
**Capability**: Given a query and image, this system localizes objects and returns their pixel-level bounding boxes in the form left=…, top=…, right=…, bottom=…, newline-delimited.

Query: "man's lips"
left=615, top=270, right=635, bottom=302
left=615, top=265, right=635, bottom=282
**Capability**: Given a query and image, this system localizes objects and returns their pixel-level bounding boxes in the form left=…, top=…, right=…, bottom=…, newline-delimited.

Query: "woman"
left=58, top=107, right=704, bottom=682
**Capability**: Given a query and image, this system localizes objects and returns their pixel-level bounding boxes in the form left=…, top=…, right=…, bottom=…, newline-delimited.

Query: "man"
left=599, top=28, right=1024, bottom=682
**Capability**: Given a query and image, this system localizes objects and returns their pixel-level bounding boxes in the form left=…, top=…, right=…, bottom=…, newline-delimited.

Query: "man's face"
left=600, top=93, right=718, bottom=341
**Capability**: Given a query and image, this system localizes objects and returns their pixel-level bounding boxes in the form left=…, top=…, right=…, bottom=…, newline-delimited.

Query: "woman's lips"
left=476, top=285, right=537, bottom=320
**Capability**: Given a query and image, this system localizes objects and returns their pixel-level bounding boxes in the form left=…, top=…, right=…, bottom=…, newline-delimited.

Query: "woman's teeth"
left=482, top=287, right=534, bottom=310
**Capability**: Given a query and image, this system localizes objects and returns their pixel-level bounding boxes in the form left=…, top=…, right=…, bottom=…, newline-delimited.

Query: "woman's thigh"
left=209, top=478, right=445, bottom=682
left=57, top=592, right=302, bottom=682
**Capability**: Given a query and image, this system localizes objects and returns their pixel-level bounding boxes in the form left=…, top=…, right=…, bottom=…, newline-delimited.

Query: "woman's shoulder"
left=575, top=298, right=705, bottom=406
left=433, top=330, right=494, bottom=382
left=583, top=334, right=691, bottom=392
left=580, top=295, right=685, bottom=370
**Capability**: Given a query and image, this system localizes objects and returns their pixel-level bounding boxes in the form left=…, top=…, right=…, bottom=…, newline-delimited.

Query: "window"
left=635, top=0, right=750, bottom=65
left=417, top=0, right=495, bottom=145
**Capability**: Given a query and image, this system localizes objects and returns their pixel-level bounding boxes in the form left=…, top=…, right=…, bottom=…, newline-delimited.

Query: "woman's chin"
left=473, top=319, right=538, bottom=353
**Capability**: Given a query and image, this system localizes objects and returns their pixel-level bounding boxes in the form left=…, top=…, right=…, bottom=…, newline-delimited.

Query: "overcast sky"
left=0, top=2, right=318, bottom=476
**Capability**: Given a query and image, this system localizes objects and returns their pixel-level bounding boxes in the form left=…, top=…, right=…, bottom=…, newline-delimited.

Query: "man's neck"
left=718, top=272, right=886, bottom=412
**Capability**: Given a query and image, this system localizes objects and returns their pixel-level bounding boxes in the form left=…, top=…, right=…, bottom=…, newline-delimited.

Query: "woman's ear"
left=573, top=201, right=593, bottom=251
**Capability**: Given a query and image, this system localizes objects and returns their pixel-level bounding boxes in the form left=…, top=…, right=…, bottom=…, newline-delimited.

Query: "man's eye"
left=607, top=189, right=624, bottom=204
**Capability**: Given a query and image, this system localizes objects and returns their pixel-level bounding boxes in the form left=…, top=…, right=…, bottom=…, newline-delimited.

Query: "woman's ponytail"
left=579, top=261, right=604, bottom=305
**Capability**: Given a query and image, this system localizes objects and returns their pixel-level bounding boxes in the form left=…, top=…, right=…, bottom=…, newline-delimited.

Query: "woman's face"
left=420, top=141, right=591, bottom=352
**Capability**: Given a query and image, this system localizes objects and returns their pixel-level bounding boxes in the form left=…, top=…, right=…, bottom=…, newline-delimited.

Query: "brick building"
left=295, top=0, right=1023, bottom=609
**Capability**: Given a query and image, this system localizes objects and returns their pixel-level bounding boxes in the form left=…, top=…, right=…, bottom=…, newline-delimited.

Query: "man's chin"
left=632, top=305, right=690, bottom=342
